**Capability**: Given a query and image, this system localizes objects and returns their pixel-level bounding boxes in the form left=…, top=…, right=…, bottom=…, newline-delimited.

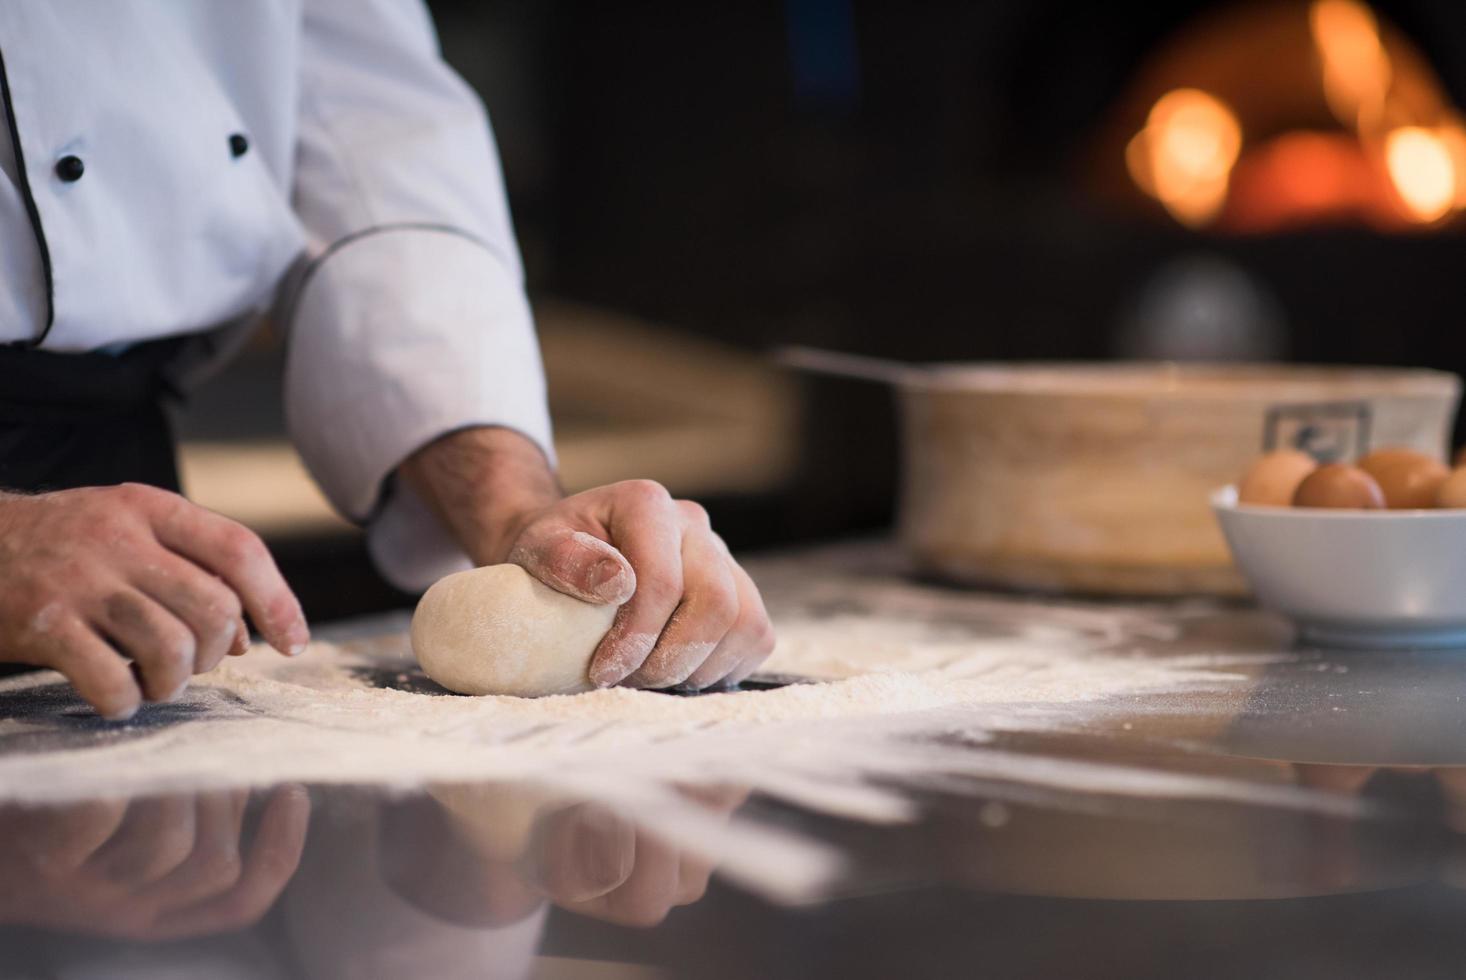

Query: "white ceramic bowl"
left=1213, top=486, right=1466, bottom=649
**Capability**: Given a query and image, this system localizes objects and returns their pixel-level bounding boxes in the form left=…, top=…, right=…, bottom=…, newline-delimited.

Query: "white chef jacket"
left=0, top=0, right=553, bottom=592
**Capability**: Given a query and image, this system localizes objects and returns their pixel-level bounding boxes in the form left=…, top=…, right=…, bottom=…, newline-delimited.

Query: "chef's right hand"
left=0, top=483, right=309, bottom=719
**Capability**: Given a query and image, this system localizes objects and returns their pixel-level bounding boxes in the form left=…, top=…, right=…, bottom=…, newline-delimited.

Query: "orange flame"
left=1438, top=120, right=1466, bottom=208
left=1310, top=0, right=1392, bottom=130
left=1123, top=1, right=1463, bottom=231
left=1127, top=89, right=1242, bottom=227
left=1384, top=126, right=1456, bottom=222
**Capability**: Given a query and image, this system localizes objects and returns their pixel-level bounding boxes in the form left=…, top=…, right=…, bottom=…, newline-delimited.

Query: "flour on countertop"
left=0, top=543, right=1326, bottom=901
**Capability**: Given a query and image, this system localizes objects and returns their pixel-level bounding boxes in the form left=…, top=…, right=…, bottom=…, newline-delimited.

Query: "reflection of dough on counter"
left=429, top=782, right=559, bottom=864
left=285, top=798, right=544, bottom=980
left=412, top=564, right=619, bottom=697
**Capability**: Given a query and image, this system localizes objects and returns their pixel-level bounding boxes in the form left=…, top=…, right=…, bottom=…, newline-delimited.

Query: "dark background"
left=428, top=0, right=1466, bottom=527
left=430, top=0, right=1466, bottom=356
left=253, top=0, right=1466, bottom=618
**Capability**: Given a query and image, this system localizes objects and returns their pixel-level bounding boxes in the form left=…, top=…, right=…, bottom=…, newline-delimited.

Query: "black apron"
left=0, top=338, right=184, bottom=493
left=0, top=338, right=184, bottom=677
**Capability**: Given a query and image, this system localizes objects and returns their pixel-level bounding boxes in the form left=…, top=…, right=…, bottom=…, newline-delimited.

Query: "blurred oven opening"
left=1069, top=0, right=1466, bottom=365
left=1089, top=0, right=1466, bottom=234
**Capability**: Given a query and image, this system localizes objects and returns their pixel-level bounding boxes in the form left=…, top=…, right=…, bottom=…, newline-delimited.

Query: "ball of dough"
left=412, top=564, right=619, bottom=697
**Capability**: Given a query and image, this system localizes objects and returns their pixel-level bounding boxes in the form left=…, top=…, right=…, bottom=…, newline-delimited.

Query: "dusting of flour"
left=0, top=542, right=1318, bottom=901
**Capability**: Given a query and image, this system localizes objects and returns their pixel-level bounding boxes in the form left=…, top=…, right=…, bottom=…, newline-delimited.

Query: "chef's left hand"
left=400, top=426, right=775, bottom=690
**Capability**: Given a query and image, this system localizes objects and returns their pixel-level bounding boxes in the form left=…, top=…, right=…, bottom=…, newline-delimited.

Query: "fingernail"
left=568, top=809, right=636, bottom=898
left=589, top=634, right=654, bottom=688
left=102, top=704, right=139, bottom=723
left=285, top=621, right=310, bottom=657
left=526, top=805, right=635, bottom=901
left=590, top=558, right=631, bottom=603
left=590, top=654, right=631, bottom=689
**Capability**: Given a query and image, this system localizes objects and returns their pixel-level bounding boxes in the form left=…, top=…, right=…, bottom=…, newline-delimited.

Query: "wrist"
left=399, top=426, right=562, bottom=565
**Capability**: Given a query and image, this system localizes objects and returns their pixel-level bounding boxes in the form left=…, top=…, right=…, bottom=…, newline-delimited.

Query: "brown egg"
left=1292, top=463, right=1386, bottom=509
left=1357, top=447, right=1449, bottom=509
left=1237, top=450, right=1318, bottom=506
left=1437, top=467, right=1466, bottom=508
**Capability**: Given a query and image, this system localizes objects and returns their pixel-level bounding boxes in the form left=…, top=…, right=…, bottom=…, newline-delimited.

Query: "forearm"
left=401, top=432, right=775, bottom=689
left=398, top=426, right=563, bottom=566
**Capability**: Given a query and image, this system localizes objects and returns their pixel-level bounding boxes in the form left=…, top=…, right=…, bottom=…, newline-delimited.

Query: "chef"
left=0, top=1, right=774, bottom=719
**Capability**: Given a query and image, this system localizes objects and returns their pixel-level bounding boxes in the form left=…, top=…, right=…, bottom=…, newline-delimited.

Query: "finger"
left=674, top=782, right=753, bottom=813
left=669, top=784, right=741, bottom=905
left=47, top=619, right=145, bottom=721
left=587, top=483, right=685, bottom=688
left=524, top=803, right=637, bottom=903
left=7, top=798, right=130, bottom=873
left=508, top=524, right=636, bottom=605
left=723, top=625, right=779, bottom=688
left=675, top=851, right=716, bottom=906
left=1293, top=764, right=1377, bottom=795
left=1436, top=770, right=1466, bottom=834
left=87, top=795, right=197, bottom=887
left=625, top=519, right=738, bottom=689
left=157, top=784, right=310, bottom=939
left=230, top=787, right=250, bottom=836
left=143, top=792, right=245, bottom=909
left=679, top=562, right=775, bottom=691
left=133, top=552, right=244, bottom=675
left=149, top=503, right=308, bottom=657
left=566, top=831, right=682, bottom=927
left=228, top=617, right=251, bottom=656
left=91, top=589, right=196, bottom=702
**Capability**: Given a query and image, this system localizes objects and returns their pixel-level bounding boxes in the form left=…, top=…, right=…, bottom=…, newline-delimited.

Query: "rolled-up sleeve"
left=282, top=0, right=552, bottom=592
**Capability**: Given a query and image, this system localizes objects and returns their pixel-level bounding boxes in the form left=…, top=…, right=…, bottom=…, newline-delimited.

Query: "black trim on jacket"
left=0, top=45, right=55, bottom=347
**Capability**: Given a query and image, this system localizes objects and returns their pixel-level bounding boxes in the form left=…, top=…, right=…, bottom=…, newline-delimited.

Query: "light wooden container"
left=897, top=363, right=1461, bottom=595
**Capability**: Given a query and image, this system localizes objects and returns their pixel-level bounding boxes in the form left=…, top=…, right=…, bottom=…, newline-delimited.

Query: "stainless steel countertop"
left=2, top=540, right=1465, bottom=979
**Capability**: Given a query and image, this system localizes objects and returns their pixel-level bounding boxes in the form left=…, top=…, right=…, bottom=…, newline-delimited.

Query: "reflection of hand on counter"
left=0, top=785, right=309, bottom=940
left=398, top=780, right=746, bottom=927
left=930, top=751, right=1445, bottom=902
left=1294, top=763, right=1466, bottom=892
left=378, top=789, right=544, bottom=929
left=1436, top=769, right=1466, bottom=835
left=521, top=785, right=747, bottom=927
left=287, top=790, right=545, bottom=980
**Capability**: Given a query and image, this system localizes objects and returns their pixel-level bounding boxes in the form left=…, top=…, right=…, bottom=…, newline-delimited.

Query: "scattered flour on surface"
left=0, top=605, right=1266, bottom=803
left=0, top=547, right=1321, bottom=901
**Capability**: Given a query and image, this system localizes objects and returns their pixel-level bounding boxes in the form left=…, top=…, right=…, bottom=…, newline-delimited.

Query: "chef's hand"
left=0, top=484, right=309, bottom=719
left=401, top=426, right=775, bottom=690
